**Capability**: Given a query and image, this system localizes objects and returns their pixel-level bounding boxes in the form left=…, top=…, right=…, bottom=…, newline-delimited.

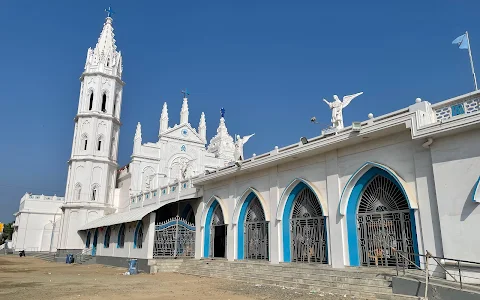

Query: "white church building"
left=12, top=14, right=480, bottom=274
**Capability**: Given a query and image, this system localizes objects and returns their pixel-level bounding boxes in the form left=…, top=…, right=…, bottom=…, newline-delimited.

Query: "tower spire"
left=159, top=102, right=169, bottom=135
left=180, top=89, right=189, bottom=124
left=207, top=109, right=235, bottom=161
left=198, top=112, right=206, bottom=143
left=84, top=10, right=122, bottom=77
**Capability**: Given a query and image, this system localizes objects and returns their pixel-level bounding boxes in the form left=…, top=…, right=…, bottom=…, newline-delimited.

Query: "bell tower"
left=58, top=10, right=124, bottom=251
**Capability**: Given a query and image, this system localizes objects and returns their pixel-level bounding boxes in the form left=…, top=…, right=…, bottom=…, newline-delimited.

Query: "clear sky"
left=0, top=0, right=478, bottom=222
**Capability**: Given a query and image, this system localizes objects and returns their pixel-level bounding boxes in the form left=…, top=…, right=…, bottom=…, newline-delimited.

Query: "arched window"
left=81, top=134, right=88, bottom=151
left=106, top=58, right=110, bottom=67
left=97, top=135, right=104, bottom=151
left=117, top=224, right=125, bottom=248
left=85, top=231, right=91, bottom=248
left=113, top=99, right=118, bottom=117
left=104, top=226, right=111, bottom=248
left=91, top=185, right=99, bottom=201
left=134, top=222, right=144, bottom=249
left=89, top=93, right=94, bottom=110
left=74, top=183, right=82, bottom=201
left=101, top=94, right=107, bottom=113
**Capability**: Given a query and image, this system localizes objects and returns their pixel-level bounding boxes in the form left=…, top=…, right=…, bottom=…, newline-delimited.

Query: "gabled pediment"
left=160, top=123, right=205, bottom=144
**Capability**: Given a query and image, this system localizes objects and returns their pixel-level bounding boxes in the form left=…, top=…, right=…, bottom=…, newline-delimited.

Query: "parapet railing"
left=394, top=249, right=480, bottom=297
left=432, top=94, right=480, bottom=122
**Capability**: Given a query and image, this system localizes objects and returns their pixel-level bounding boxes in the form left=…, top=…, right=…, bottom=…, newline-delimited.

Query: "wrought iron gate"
left=244, top=197, right=269, bottom=260
left=209, top=205, right=226, bottom=258
left=357, top=174, right=415, bottom=267
left=153, top=216, right=195, bottom=258
left=290, top=187, right=328, bottom=264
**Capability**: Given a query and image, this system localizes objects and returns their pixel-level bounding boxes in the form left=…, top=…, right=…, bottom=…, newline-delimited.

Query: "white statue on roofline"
left=234, top=134, right=255, bottom=161
left=323, top=92, right=363, bottom=130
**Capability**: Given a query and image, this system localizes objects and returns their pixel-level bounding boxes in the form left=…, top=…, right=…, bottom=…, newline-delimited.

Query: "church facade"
left=12, top=15, right=480, bottom=274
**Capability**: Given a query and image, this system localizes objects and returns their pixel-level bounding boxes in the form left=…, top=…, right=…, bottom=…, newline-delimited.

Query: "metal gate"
left=357, top=174, right=415, bottom=267
left=290, top=187, right=328, bottom=264
left=244, top=197, right=269, bottom=260
left=210, top=205, right=226, bottom=258
left=153, top=216, right=195, bottom=258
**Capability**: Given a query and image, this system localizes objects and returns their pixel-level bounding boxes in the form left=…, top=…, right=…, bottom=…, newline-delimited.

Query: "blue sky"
left=0, top=0, right=478, bottom=221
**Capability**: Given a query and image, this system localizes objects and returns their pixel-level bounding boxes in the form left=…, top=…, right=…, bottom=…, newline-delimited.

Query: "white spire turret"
left=198, top=112, right=206, bottom=143
left=134, top=122, right=142, bottom=154
left=207, top=112, right=235, bottom=161
left=159, top=102, right=169, bottom=135
left=180, top=97, right=189, bottom=124
left=84, top=16, right=123, bottom=78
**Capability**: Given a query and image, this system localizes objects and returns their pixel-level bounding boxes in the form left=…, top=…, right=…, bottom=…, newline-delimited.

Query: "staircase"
left=75, top=254, right=96, bottom=265
left=29, top=252, right=56, bottom=262
left=172, top=259, right=418, bottom=299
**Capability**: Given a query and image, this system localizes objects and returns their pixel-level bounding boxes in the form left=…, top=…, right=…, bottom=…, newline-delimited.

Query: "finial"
left=368, top=113, right=374, bottom=119
left=415, top=98, right=422, bottom=103
left=181, top=89, right=190, bottom=98
left=220, top=107, right=226, bottom=118
left=105, top=6, right=115, bottom=18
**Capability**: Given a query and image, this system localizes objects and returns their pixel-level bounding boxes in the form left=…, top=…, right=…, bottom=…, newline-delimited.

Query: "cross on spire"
left=181, top=89, right=190, bottom=98
left=105, top=6, right=115, bottom=18
left=220, top=107, right=226, bottom=118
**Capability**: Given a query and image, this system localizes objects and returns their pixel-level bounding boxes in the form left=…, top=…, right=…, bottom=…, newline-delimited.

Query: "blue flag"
left=453, top=34, right=469, bottom=49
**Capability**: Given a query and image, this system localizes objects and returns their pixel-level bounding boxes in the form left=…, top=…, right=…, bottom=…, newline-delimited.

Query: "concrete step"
left=177, top=268, right=417, bottom=300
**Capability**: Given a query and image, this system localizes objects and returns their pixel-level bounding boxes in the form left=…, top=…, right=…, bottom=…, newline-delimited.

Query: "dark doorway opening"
left=213, top=225, right=227, bottom=258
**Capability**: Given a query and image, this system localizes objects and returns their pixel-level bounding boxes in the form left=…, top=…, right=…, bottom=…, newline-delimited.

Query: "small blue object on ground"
left=66, top=254, right=74, bottom=264
left=128, top=259, right=138, bottom=275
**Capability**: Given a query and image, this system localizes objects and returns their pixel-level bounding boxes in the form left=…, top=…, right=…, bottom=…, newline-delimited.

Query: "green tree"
left=1, top=222, right=14, bottom=244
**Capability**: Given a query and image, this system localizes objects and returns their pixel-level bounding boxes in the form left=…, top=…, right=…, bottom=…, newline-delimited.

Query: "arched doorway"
left=204, top=200, right=227, bottom=258
left=357, top=174, right=416, bottom=267
left=283, top=183, right=328, bottom=264
left=346, top=167, right=419, bottom=267
left=210, top=204, right=226, bottom=258
left=239, top=195, right=269, bottom=260
left=92, top=229, right=98, bottom=256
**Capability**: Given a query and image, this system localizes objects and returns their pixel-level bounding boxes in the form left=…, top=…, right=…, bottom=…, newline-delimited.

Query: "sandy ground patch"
left=0, top=256, right=354, bottom=300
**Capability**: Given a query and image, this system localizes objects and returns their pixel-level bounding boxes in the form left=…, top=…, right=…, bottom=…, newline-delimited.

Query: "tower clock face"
left=181, top=129, right=188, bottom=137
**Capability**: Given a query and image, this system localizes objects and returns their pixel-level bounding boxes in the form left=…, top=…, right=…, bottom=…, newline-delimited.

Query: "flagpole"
left=466, top=31, right=478, bottom=91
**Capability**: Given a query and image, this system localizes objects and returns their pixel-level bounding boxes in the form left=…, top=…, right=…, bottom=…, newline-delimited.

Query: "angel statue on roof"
left=234, top=134, right=255, bottom=161
left=323, top=92, right=363, bottom=130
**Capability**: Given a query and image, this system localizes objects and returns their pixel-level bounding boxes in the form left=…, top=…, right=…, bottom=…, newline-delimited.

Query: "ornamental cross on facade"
left=181, top=89, right=190, bottom=98
left=220, top=107, right=226, bottom=118
left=105, top=6, right=115, bottom=18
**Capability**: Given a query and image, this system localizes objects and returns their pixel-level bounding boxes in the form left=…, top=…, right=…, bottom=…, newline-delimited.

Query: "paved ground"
left=0, top=256, right=357, bottom=300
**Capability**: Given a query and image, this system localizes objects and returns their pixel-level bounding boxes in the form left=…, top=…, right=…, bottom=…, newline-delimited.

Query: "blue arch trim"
left=237, top=192, right=258, bottom=260
left=282, top=182, right=307, bottom=262
left=104, top=226, right=111, bottom=248
left=203, top=200, right=218, bottom=257
left=133, top=221, right=143, bottom=249
left=117, top=224, right=125, bottom=248
left=92, top=229, right=98, bottom=256
left=346, top=167, right=420, bottom=266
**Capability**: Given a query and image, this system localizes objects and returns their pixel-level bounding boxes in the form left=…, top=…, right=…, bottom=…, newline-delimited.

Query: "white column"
left=195, top=201, right=205, bottom=259
left=147, top=212, right=156, bottom=259
left=413, top=145, right=444, bottom=257
left=269, top=166, right=281, bottom=264
left=325, top=150, right=345, bottom=268
left=226, top=181, right=236, bottom=261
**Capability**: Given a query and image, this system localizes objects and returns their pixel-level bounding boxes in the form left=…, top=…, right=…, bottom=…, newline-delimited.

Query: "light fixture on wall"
left=300, top=137, right=308, bottom=145
left=235, top=161, right=242, bottom=168
left=352, top=122, right=362, bottom=132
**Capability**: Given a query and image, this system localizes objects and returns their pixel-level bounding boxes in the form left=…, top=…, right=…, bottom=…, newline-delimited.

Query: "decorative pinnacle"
left=105, top=6, right=115, bottom=18
left=181, top=89, right=190, bottom=98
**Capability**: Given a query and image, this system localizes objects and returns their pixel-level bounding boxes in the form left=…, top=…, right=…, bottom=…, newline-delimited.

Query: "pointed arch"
left=181, top=203, right=195, bottom=224
left=89, top=92, right=94, bottom=110
left=101, top=93, right=107, bottom=113
left=233, top=187, right=270, bottom=225
left=344, top=165, right=419, bottom=266
left=202, top=196, right=228, bottom=258
left=117, top=224, right=125, bottom=248
left=81, top=133, right=88, bottom=151
left=103, top=226, right=111, bottom=248
left=201, top=195, right=229, bottom=228
left=277, top=178, right=328, bottom=220
left=134, top=221, right=144, bottom=249
left=280, top=181, right=328, bottom=263
left=97, top=134, right=104, bottom=151
left=234, top=189, right=269, bottom=260
left=339, top=161, right=418, bottom=216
